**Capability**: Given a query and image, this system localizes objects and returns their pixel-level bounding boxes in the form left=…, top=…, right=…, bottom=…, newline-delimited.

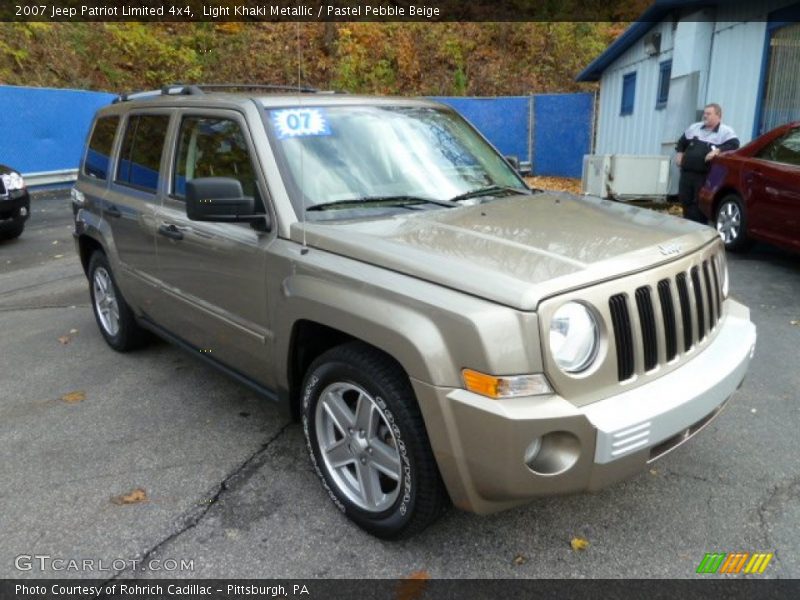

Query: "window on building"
left=621, top=72, right=636, bottom=116
left=656, top=60, right=672, bottom=109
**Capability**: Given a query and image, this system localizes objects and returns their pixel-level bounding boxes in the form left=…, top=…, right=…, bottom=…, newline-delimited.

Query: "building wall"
left=594, top=0, right=797, bottom=156
left=596, top=20, right=676, bottom=155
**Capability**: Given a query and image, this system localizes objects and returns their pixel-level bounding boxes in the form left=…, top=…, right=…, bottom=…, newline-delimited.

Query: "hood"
left=291, top=193, right=718, bottom=311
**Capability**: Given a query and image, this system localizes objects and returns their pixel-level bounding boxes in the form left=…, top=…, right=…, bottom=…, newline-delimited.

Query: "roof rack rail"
left=113, top=83, right=319, bottom=102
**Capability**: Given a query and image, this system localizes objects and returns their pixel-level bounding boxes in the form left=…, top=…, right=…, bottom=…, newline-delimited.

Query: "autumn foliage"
left=0, top=22, right=626, bottom=95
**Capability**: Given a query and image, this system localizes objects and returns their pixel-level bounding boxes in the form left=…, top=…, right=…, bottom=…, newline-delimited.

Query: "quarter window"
left=84, top=116, right=119, bottom=180
left=621, top=72, right=636, bottom=116
left=173, top=117, right=257, bottom=198
left=116, top=114, right=170, bottom=193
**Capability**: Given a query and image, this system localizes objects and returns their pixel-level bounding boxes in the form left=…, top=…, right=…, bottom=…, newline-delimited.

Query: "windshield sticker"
left=272, top=109, right=331, bottom=139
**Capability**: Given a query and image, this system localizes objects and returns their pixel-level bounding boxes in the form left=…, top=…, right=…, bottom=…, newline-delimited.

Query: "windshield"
left=264, top=105, right=528, bottom=215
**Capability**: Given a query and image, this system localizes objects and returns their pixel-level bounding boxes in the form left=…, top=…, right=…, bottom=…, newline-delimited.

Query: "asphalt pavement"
left=1, top=190, right=798, bottom=580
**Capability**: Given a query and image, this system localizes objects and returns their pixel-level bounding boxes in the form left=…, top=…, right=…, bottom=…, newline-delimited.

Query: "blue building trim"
left=576, top=0, right=720, bottom=82
left=753, top=3, right=800, bottom=137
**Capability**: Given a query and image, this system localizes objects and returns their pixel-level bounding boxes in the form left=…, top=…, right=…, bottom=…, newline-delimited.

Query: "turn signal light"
left=462, top=369, right=553, bottom=399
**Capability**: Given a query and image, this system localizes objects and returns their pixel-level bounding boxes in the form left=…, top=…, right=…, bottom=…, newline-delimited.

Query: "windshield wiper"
left=448, top=184, right=532, bottom=202
left=306, top=196, right=456, bottom=211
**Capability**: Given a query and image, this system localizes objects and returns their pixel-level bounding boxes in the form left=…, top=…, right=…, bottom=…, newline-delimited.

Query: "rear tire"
left=715, top=194, right=752, bottom=252
left=302, top=342, right=448, bottom=539
left=88, top=251, right=148, bottom=351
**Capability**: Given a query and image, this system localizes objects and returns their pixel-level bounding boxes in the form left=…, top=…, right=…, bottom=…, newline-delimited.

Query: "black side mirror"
left=186, top=177, right=260, bottom=222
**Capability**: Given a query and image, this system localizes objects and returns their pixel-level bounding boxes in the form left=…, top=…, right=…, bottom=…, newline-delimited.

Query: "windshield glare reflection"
left=265, top=105, right=525, bottom=213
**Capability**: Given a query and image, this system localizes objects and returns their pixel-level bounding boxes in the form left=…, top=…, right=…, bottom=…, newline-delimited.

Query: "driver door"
left=152, top=110, right=275, bottom=386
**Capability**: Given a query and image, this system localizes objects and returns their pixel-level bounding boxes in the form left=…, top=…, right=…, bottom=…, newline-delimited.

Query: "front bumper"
left=412, top=299, right=756, bottom=514
left=0, top=189, right=31, bottom=230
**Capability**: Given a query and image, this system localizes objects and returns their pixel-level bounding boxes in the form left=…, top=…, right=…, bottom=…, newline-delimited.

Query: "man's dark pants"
left=678, top=170, right=708, bottom=224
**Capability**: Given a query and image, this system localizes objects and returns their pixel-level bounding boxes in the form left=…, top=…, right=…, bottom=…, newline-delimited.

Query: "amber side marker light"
left=462, top=369, right=553, bottom=399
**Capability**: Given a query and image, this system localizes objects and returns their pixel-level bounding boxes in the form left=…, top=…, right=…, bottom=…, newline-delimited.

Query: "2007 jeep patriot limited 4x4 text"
left=72, top=84, right=756, bottom=539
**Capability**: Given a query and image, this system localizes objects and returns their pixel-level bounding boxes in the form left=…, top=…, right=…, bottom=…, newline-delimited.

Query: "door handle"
left=158, top=223, right=184, bottom=241
left=105, top=204, right=122, bottom=218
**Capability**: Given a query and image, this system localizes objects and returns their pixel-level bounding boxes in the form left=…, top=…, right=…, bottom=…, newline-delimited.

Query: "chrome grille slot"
left=691, top=267, right=706, bottom=341
left=702, top=261, right=716, bottom=327
left=711, top=258, right=722, bottom=318
left=657, top=279, right=678, bottom=362
left=676, top=273, right=693, bottom=352
left=635, top=286, right=658, bottom=372
left=609, top=294, right=634, bottom=381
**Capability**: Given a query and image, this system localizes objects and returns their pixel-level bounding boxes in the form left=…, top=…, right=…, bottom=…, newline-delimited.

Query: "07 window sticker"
left=272, top=108, right=331, bottom=139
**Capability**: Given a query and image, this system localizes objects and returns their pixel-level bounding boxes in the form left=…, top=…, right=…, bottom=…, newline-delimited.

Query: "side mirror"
left=186, top=177, right=257, bottom=222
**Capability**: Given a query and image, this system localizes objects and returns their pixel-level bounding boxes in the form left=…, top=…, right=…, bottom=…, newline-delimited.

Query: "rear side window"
left=116, top=114, right=170, bottom=193
left=84, top=116, right=119, bottom=180
left=173, top=116, right=256, bottom=198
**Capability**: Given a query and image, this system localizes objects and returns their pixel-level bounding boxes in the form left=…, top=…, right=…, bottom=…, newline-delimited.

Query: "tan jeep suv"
left=72, top=84, right=756, bottom=539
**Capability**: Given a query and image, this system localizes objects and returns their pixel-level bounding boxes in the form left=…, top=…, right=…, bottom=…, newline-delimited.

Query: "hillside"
left=0, top=22, right=626, bottom=95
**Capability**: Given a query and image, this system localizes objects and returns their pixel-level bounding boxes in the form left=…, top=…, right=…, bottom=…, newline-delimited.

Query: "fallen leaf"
left=58, top=336, right=71, bottom=345
left=52, top=240, right=59, bottom=245
left=751, top=408, right=757, bottom=414
left=649, top=469, right=658, bottom=476
left=69, top=329, right=78, bottom=334
left=395, top=571, right=430, bottom=600
left=111, top=488, right=148, bottom=505
left=570, top=536, right=590, bottom=552
left=61, top=390, right=86, bottom=403
left=53, top=254, right=64, bottom=259
left=790, top=320, right=799, bottom=326
left=513, top=554, right=527, bottom=566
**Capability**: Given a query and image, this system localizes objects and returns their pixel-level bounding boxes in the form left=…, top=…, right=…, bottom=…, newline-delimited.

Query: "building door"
left=759, top=21, right=800, bottom=134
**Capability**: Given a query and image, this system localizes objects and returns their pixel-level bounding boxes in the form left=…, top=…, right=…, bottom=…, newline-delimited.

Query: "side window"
left=115, top=114, right=170, bottom=193
left=766, top=129, right=800, bottom=166
left=173, top=117, right=257, bottom=199
left=84, top=116, right=119, bottom=180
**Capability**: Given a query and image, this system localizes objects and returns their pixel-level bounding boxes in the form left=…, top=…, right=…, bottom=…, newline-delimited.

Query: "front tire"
left=715, top=194, right=751, bottom=251
left=302, top=342, right=447, bottom=539
left=88, top=251, right=148, bottom=351
left=0, top=221, right=25, bottom=241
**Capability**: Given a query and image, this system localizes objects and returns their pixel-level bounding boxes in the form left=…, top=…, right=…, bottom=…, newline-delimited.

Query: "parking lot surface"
left=1, top=190, right=798, bottom=579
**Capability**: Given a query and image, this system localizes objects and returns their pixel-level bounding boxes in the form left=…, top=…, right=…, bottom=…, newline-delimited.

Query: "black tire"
left=715, top=194, right=752, bottom=252
left=302, top=342, right=448, bottom=539
left=0, top=221, right=25, bottom=241
left=87, top=251, right=148, bottom=352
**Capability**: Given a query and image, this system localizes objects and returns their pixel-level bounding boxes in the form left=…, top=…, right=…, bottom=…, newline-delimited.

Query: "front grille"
left=610, top=254, right=724, bottom=382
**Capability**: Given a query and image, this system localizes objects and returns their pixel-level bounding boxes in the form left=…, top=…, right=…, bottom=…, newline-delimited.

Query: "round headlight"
left=549, top=302, right=599, bottom=373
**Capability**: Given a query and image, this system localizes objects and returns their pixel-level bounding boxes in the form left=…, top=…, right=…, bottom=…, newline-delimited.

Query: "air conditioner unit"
left=582, top=154, right=673, bottom=200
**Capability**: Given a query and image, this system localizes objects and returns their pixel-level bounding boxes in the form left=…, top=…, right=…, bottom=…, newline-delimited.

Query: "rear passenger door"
left=152, top=110, right=275, bottom=386
left=105, top=112, right=170, bottom=311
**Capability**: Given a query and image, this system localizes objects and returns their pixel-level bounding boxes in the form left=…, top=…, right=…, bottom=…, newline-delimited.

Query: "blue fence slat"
left=0, top=85, right=115, bottom=174
left=431, top=96, right=531, bottom=163
left=533, top=93, right=594, bottom=178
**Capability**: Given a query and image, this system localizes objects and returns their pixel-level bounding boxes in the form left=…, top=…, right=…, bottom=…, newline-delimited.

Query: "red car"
left=699, top=121, right=800, bottom=252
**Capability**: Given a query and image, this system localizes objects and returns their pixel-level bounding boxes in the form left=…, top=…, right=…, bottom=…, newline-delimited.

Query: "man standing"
left=675, top=104, right=739, bottom=223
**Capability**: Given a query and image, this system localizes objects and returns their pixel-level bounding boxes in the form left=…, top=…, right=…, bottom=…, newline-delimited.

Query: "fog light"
left=523, top=438, right=542, bottom=466
left=523, top=431, right=581, bottom=476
